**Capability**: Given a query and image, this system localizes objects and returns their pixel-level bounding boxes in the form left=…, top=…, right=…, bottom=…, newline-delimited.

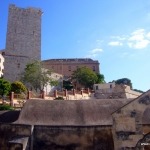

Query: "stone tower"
left=3, top=4, right=42, bottom=82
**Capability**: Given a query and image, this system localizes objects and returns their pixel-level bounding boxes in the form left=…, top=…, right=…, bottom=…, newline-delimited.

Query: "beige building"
left=43, top=71, right=63, bottom=95
left=94, top=82, right=142, bottom=99
left=3, top=4, right=42, bottom=82
left=42, top=58, right=100, bottom=78
left=0, top=53, right=4, bottom=77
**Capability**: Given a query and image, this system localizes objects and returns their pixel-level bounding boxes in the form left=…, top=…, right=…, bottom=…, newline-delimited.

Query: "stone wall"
left=94, top=84, right=141, bottom=99
left=112, top=90, right=150, bottom=149
left=0, top=124, right=114, bottom=150
left=33, top=125, right=114, bottom=150
left=0, top=123, right=32, bottom=150
left=3, top=4, right=42, bottom=82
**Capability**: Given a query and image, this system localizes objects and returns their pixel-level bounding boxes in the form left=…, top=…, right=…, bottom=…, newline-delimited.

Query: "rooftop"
left=15, top=99, right=132, bottom=126
left=42, top=58, right=99, bottom=62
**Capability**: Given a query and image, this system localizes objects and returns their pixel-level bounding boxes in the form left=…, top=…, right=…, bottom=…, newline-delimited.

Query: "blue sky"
left=0, top=0, right=150, bottom=91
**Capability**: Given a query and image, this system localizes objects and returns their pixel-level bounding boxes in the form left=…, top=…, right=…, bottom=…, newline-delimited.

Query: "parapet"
left=9, top=4, right=43, bottom=15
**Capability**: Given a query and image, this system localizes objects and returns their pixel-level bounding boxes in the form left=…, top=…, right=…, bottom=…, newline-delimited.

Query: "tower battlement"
left=9, top=4, right=42, bottom=14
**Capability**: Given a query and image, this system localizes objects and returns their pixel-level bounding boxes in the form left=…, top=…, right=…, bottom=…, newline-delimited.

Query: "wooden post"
left=64, top=89, right=67, bottom=97
left=87, top=88, right=90, bottom=95
left=73, top=89, right=75, bottom=95
left=10, top=92, right=14, bottom=107
left=42, top=91, right=45, bottom=99
left=54, top=90, right=57, bottom=98
left=27, top=91, right=31, bottom=99
left=81, top=90, right=83, bottom=96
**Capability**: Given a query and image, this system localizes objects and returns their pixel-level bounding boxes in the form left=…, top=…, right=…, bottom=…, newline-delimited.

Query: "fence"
left=46, top=88, right=91, bottom=100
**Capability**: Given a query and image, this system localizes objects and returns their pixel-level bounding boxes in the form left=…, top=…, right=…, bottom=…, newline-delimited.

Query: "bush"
left=0, top=79, right=11, bottom=96
left=54, top=97, right=64, bottom=100
left=0, top=105, right=14, bottom=111
left=11, top=81, right=27, bottom=94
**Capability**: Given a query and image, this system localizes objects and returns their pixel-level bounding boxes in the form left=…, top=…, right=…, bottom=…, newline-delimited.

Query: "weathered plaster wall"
left=0, top=123, right=32, bottom=150
left=33, top=125, right=114, bottom=150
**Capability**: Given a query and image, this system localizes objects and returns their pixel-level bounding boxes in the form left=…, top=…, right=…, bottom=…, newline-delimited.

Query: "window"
left=96, top=86, right=98, bottom=90
left=68, top=66, right=71, bottom=71
left=17, top=63, right=20, bottom=68
left=110, top=84, right=112, bottom=88
left=93, top=66, right=95, bottom=71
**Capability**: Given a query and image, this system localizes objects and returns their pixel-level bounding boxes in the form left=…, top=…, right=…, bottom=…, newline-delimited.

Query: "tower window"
left=68, top=66, right=71, bottom=71
left=17, top=63, right=20, bottom=68
left=93, top=66, right=95, bottom=71
left=110, top=84, right=112, bottom=88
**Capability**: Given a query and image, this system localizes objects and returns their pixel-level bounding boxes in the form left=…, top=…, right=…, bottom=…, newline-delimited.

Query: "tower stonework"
left=3, top=4, right=42, bottom=82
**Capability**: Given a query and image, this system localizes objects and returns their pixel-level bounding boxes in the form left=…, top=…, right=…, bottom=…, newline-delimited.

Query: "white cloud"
left=110, top=35, right=126, bottom=41
left=109, top=29, right=150, bottom=49
left=127, top=29, right=150, bottom=49
left=90, top=48, right=103, bottom=53
left=96, top=40, right=103, bottom=44
left=108, top=41, right=123, bottom=46
left=128, top=39, right=149, bottom=49
left=85, top=48, right=103, bottom=58
left=146, top=32, right=150, bottom=38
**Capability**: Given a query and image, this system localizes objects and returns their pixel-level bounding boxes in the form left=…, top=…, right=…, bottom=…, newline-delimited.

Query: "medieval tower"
left=3, top=4, right=42, bottom=82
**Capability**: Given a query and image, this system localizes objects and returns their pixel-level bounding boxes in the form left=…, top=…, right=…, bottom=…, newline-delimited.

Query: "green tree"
left=72, top=67, right=98, bottom=89
left=96, top=73, right=105, bottom=83
left=21, top=61, right=53, bottom=92
left=11, top=81, right=27, bottom=94
left=49, top=79, right=59, bottom=86
left=133, top=89, right=144, bottom=93
left=115, top=78, right=132, bottom=88
left=0, top=79, right=11, bottom=97
left=63, top=80, right=73, bottom=90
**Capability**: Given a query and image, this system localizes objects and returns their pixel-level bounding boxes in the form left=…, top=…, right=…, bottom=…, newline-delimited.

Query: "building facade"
left=3, top=4, right=42, bottom=82
left=93, top=83, right=142, bottom=99
left=42, top=58, right=100, bottom=78
left=0, top=53, right=4, bottom=77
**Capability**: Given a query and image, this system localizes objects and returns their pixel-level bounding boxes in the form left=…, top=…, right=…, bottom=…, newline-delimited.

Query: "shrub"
left=0, top=79, right=11, bottom=96
left=11, top=81, right=27, bottom=94
left=54, top=97, right=64, bottom=100
left=0, top=104, right=14, bottom=111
